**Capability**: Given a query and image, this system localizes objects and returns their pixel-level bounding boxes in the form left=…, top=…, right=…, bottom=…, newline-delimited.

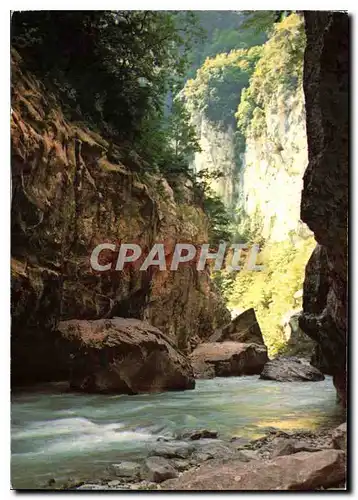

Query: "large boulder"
left=210, top=308, right=265, bottom=345
left=56, top=318, right=195, bottom=393
left=299, top=12, right=348, bottom=405
left=259, top=357, right=324, bottom=382
left=190, top=342, right=268, bottom=379
left=162, top=449, right=346, bottom=490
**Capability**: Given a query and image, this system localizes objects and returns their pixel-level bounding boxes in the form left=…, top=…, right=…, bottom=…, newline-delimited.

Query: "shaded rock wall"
left=11, top=51, right=230, bottom=385
left=299, top=12, right=349, bottom=405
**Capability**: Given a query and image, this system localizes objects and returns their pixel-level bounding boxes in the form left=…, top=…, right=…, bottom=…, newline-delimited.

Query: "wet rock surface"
left=259, top=356, right=325, bottom=382
left=67, top=423, right=347, bottom=491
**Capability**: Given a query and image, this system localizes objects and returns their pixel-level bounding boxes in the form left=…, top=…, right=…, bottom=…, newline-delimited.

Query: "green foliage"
left=193, top=169, right=232, bottom=244
left=11, top=11, right=200, bottom=143
left=186, top=11, right=267, bottom=78
left=137, top=94, right=200, bottom=175
left=185, top=45, right=263, bottom=124
left=236, top=13, right=306, bottom=139
left=241, top=10, right=291, bottom=33
left=224, top=236, right=316, bottom=356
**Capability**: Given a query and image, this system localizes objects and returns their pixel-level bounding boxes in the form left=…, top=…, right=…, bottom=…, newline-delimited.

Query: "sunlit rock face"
left=189, top=113, right=238, bottom=209
left=240, top=88, right=310, bottom=242
left=299, top=12, right=348, bottom=406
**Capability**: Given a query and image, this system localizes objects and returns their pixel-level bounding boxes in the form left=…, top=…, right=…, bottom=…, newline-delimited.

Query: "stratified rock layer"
left=10, top=50, right=230, bottom=385
left=299, top=12, right=348, bottom=405
left=56, top=318, right=195, bottom=393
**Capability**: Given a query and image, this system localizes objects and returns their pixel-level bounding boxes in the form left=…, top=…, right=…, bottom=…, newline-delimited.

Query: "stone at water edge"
left=142, top=457, right=178, bottom=483
left=57, top=318, right=195, bottom=394
left=331, top=423, right=347, bottom=451
left=190, top=341, right=268, bottom=379
left=108, top=460, right=142, bottom=480
left=270, top=438, right=319, bottom=458
left=148, top=441, right=195, bottom=460
left=260, top=356, right=324, bottom=382
left=161, top=449, right=346, bottom=490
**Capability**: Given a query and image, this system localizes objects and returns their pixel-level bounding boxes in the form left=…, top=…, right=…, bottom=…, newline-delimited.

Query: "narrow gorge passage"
left=10, top=10, right=348, bottom=491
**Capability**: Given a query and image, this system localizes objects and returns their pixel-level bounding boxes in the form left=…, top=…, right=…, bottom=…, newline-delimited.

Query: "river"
left=11, top=376, right=344, bottom=489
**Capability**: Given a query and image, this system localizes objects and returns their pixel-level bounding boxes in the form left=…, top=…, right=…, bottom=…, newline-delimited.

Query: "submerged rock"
left=190, top=341, right=268, bottom=379
left=180, top=429, right=218, bottom=441
left=148, top=441, right=195, bottom=460
left=57, top=318, right=195, bottom=394
left=260, top=356, right=324, bottom=382
left=161, top=450, right=346, bottom=490
left=108, top=461, right=142, bottom=480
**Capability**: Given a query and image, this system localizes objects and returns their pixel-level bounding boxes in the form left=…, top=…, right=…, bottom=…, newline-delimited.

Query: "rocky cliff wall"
left=11, top=50, right=230, bottom=385
left=299, top=12, right=349, bottom=405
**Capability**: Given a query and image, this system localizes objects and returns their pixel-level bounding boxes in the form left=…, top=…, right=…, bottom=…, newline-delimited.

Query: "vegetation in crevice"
left=236, top=13, right=306, bottom=140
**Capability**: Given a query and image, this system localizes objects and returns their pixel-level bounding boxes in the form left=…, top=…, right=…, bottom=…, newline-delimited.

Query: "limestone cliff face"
left=188, top=14, right=311, bottom=243
left=11, top=51, right=230, bottom=385
left=298, top=12, right=349, bottom=405
left=240, top=86, right=310, bottom=242
left=189, top=112, right=238, bottom=209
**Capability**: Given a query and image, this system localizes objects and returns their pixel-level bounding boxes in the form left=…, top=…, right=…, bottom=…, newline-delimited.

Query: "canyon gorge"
left=10, top=10, right=348, bottom=490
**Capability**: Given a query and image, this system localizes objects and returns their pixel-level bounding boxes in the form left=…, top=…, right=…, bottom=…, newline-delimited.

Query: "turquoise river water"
left=11, top=376, right=344, bottom=489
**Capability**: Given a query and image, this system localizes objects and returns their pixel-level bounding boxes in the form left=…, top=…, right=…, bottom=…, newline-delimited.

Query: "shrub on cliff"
left=184, top=46, right=263, bottom=125
left=236, top=13, right=306, bottom=139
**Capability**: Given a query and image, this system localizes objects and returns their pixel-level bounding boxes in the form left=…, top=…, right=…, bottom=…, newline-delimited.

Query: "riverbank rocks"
left=331, top=423, right=347, bottom=451
left=190, top=342, right=268, bottom=379
left=142, top=457, right=178, bottom=483
left=108, top=461, right=142, bottom=480
left=161, top=449, right=346, bottom=490
left=56, top=318, right=195, bottom=394
left=209, top=308, right=265, bottom=344
left=259, top=356, right=324, bottom=382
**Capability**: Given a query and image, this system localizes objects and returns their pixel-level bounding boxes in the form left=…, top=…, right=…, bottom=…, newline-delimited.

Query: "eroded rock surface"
left=11, top=50, right=230, bottom=385
left=299, top=12, right=348, bottom=405
left=259, top=356, right=324, bottom=382
left=190, top=341, right=268, bottom=379
left=161, top=450, right=346, bottom=490
left=56, top=318, right=195, bottom=393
